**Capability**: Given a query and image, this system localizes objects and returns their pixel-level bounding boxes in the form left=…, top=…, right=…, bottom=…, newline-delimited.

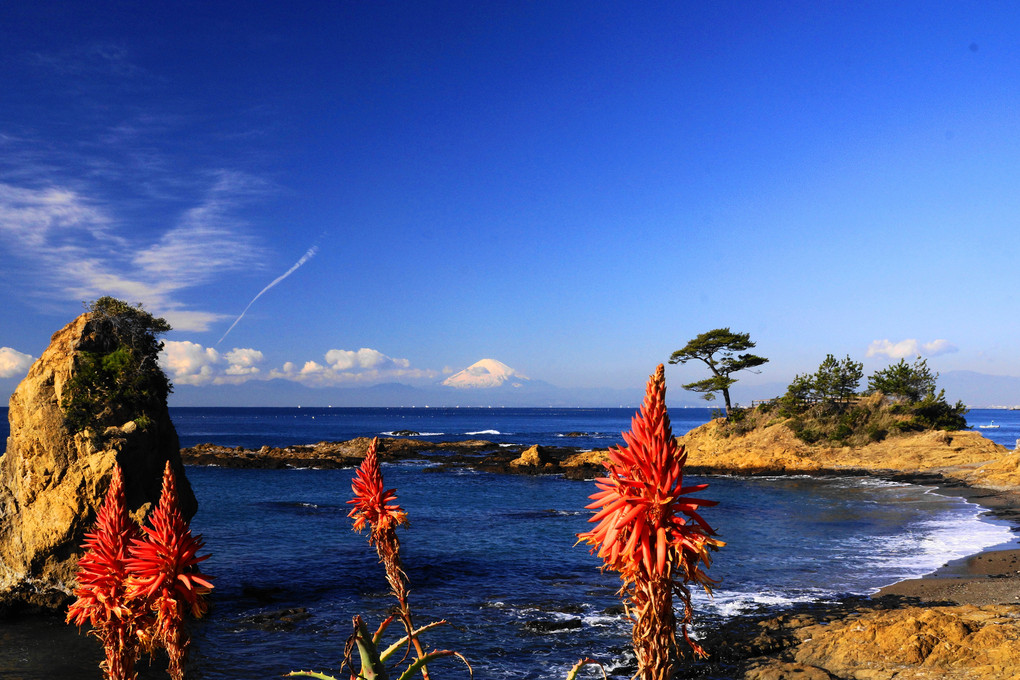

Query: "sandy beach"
left=876, top=486, right=1020, bottom=605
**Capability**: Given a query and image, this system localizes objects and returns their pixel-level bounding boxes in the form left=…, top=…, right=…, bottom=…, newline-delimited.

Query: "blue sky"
left=2, top=2, right=1019, bottom=405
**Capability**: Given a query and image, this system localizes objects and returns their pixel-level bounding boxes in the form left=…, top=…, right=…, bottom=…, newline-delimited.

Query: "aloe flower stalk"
left=125, top=461, right=213, bottom=680
left=66, top=465, right=144, bottom=680
left=578, top=365, right=723, bottom=679
left=346, top=438, right=431, bottom=674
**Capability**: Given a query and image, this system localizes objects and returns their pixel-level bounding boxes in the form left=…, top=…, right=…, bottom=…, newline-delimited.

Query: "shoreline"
left=872, top=481, right=1020, bottom=605
left=179, top=436, right=1020, bottom=605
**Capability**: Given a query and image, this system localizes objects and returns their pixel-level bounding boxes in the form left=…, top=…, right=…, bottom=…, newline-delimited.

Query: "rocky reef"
left=0, top=311, right=195, bottom=613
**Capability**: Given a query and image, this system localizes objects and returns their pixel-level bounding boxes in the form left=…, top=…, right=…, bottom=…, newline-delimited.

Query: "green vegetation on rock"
left=61, top=297, right=173, bottom=437
left=723, top=354, right=967, bottom=446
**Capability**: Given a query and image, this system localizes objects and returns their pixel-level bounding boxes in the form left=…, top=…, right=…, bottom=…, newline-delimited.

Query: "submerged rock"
left=0, top=311, right=195, bottom=613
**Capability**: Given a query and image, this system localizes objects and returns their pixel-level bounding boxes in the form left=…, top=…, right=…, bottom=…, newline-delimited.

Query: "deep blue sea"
left=2, top=407, right=1019, bottom=679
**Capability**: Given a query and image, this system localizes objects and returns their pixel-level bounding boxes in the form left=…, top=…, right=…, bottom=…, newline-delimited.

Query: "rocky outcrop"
left=509, top=444, right=555, bottom=469
left=745, top=604, right=1020, bottom=680
left=0, top=313, right=195, bottom=612
left=556, top=420, right=1013, bottom=481
left=965, top=450, right=1020, bottom=489
left=676, top=418, right=1011, bottom=476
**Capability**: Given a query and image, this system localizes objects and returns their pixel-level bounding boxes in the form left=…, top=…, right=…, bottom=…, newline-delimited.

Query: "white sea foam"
left=581, top=611, right=626, bottom=629
left=861, top=507, right=1015, bottom=588
left=380, top=431, right=445, bottom=436
left=466, top=429, right=503, bottom=435
left=703, top=589, right=827, bottom=618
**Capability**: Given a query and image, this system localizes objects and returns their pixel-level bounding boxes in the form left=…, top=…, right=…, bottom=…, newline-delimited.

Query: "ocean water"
left=164, top=405, right=707, bottom=451
left=1, top=407, right=1019, bottom=679
left=4, top=406, right=1020, bottom=452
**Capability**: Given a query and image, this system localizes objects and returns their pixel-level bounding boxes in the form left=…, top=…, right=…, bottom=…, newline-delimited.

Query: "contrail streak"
left=216, top=245, right=318, bottom=346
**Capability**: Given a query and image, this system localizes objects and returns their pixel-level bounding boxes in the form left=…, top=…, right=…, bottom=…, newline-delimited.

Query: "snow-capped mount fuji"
left=442, top=359, right=531, bottom=389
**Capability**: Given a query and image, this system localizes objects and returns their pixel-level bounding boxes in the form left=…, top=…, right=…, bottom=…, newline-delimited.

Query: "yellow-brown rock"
left=561, top=449, right=612, bottom=469
left=784, top=605, right=1020, bottom=680
left=678, top=419, right=1011, bottom=476
left=510, top=444, right=555, bottom=468
left=966, top=451, right=1020, bottom=489
left=0, top=313, right=195, bottom=612
left=744, top=662, right=833, bottom=680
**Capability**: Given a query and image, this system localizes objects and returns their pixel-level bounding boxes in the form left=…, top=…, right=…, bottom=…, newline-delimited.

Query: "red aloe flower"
left=578, top=364, right=723, bottom=676
left=67, top=465, right=144, bottom=680
left=125, top=461, right=212, bottom=680
left=346, top=438, right=431, bottom=678
left=347, top=437, right=408, bottom=537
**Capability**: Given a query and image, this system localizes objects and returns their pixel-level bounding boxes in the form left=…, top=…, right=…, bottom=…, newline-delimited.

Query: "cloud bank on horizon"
left=0, top=336, right=967, bottom=392
left=160, top=340, right=437, bottom=388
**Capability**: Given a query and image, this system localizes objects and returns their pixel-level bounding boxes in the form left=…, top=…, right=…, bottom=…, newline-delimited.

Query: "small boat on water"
left=979, top=420, right=1000, bottom=429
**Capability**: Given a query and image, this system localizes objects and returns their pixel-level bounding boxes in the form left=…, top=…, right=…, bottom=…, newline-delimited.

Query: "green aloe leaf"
left=378, top=620, right=449, bottom=663
left=395, top=650, right=472, bottom=680
left=354, top=616, right=389, bottom=680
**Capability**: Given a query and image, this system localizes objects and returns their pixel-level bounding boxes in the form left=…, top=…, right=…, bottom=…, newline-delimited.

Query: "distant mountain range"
left=939, top=371, right=1020, bottom=408
left=162, top=360, right=1020, bottom=409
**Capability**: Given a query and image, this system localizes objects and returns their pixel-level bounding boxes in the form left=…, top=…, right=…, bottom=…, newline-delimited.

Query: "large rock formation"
left=675, top=418, right=1011, bottom=476
left=745, top=604, right=1020, bottom=680
left=0, top=312, right=195, bottom=612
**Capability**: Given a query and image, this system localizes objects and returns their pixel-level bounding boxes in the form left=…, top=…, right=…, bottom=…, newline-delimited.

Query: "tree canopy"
left=759, top=353, right=968, bottom=444
left=668, top=328, right=768, bottom=414
left=811, top=354, right=864, bottom=404
left=867, top=356, right=938, bottom=402
left=62, top=297, right=173, bottom=436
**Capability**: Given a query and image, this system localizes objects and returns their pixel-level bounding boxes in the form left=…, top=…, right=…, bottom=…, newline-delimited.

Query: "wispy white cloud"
left=25, top=42, right=149, bottom=80
left=0, top=184, right=113, bottom=247
left=160, top=342, right=437, bottom=387
left=1, top=41, right=271, bottom=333
left=0, top=176, right=264, bottom=331
left=866, top=338, right=959, bottom=360
left=0, top=347, right=35, bottom=379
